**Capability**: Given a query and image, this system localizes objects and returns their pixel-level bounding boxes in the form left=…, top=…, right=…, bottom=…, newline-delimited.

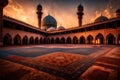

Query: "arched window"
left=14, top=34, right=21, bottom=45
left=22, top=36, right=28, bottom=45
left=3, top=33, right=12, bottom=45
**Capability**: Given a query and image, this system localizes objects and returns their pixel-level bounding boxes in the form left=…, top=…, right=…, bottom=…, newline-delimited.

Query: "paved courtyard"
left=0, top=45, right=120, bottom=80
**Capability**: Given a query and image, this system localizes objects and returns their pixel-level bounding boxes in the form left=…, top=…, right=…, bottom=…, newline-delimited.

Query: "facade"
left=0, top=1, right=120, bottom=46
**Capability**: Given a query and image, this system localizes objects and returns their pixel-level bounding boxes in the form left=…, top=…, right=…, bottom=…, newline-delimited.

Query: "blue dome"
left=43, top=15, right=57, bottom=29
left=95, top=16, right=108, bottom=23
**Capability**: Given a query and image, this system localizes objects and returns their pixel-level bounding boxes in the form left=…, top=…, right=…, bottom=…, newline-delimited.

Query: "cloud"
left=3, top=0, right=120, bottom=29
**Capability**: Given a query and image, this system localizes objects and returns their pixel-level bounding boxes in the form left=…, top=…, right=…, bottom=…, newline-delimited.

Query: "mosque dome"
left=43, top=15, right=57, bottom=29
left=95, top=15, right=108, bottom=23
left=57, top=26, right=65, bottom=30
left=47, top=27, right=56, bottom=32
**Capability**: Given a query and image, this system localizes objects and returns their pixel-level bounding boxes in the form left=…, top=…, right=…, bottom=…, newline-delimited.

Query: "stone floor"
left=0, top=45, right=119, bottom=80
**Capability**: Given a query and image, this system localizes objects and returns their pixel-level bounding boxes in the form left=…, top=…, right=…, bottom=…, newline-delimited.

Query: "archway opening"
left=55, top=38, right=60, bottom=44
left=87, top=35, right=93, bottom=44
left=3, top=33, right=12, bottom=46
left=51, top=38, right=54, bottom=44
left=80, top=36, right=85, bottom=44
left=107, top=34, right=115, bottom=45
left=118, top=34, right=120, bottom=45
left=47, top=38, right=50, bottom=44
left=14, top=34, right=21, bottom=45
left=22, top=36, right=28, bottom=45
left=95, top=33, right=104, bottom=44
left=61, top=37, right=65, bottom=44
left=66, top=37, right=72, bottom=44
left=40, top=37, right=43, bottom=44
left=35, top=37, right=39, bottom=44
left=29, top=37, right=34, bottom=44
left=73, top=36, right=78, bottom=44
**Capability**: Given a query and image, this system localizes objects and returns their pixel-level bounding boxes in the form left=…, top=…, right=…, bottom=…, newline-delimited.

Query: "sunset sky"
left=3, top=0, right=120, bottom=29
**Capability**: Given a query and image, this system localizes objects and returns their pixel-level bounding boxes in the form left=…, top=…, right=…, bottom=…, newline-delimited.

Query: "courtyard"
left=0, top=45, right=120, bottom=80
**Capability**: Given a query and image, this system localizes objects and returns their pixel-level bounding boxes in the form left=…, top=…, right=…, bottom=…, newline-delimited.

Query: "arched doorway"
left=35, top=37, right=39, bottom=44
left=40, top=37, right=43, bottom=44
left=43, top=38, right=46, bottom=44
left=73, top=36, right=78, bottom=44
left=22, top=36, right=28, bottom=45
left=47, top=38, right=50, bottom=44
left=29, top=36, right=34, bottom=44
left=51, top=38, right=54, bottom=44
left=87, top=35, right=93, bottom=44
left=107, top=34, right=115, bottom=45
left=14, top=34, right=21, bottom=45
left=118, top=34, right=120, bottom=45
left=61, top=37, right=65, bottom=44
left=66, top=37, right=72, bottom=44
left=3, top=33, right=12, bottom=45
left=95, top=33, right=104, bottom=44
left=79, top=36, right=85, bottom=44
left=55, top=38, right=60, bottom=44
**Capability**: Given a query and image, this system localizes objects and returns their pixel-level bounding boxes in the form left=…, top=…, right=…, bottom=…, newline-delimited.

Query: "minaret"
left=77, top=4, right=84, bottom=27
left=0, top=0, right=8, bottom=46
left=116, top=9, right=120, bottom=17
left=37, top=4, right=43, bottom=29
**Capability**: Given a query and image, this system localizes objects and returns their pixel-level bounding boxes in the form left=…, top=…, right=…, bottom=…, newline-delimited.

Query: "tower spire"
left=77, top=3, right=84, bottom=27
left=37, top=4, right=43, bottom=29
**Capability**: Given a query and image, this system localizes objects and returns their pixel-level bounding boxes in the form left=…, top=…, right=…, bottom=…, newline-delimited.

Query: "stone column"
left=0, top=0, right=8, bottom=46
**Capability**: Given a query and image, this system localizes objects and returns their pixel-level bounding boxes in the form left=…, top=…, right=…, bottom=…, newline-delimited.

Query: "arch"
left=22, top=35, right=28, bottom=45
left=66, top=37, right=72, bottom=44
left=87, top=35, right=93, bottom=44
left=47, top=38, right=50, bottom=44
left=3, top=33, right=12, bottom=45
left=14, top=34, right=21, bottom=45
left=29, top=36, right=34, bottom=44
left=55, top=37, right=60, bottom=44
left=40, top=37, right=43, bottom=44
left=118, top=34, right=120, bottom=45
left=43, top=38, right=46, bottom=44
left=95, top=33, right=104, bottom=44
left=35, top=37, right=39, bottom=44
left=51, top=38, right=54, bottom=44
left=106, top=33, right=115, bottom=45
left=79, top=36, right=85, bottom=44
left=61, top=37, right=65, bottom=44
left=73, top=36, right=78, bottom=44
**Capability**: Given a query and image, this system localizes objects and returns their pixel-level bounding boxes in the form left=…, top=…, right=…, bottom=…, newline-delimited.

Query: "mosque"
left=0, top=0, right=120, bottom=46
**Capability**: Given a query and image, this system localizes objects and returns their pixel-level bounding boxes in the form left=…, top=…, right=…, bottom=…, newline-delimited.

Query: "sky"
left=3, top=0, right=120, bottom=29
